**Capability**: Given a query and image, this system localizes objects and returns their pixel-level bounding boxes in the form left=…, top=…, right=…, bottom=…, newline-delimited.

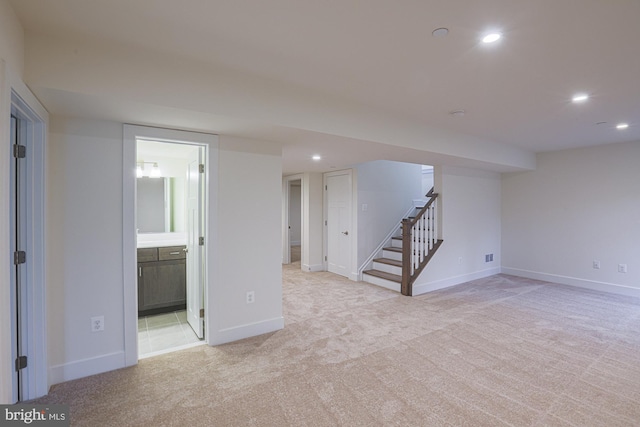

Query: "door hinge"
left=14, top=250, right=26, bottom=265
left=325, top=220, right=327, bottom=226
left=199, top=236, right=205, bottom=246
left=325, top=256, right=327, bottom=261
left=199, top=164, right=205, bottom=173
left=15, top=356, right=27, bottom=371
left=13, top=144, right=26, bottom=159
left=199, top=308, right=205, bottom=318
left=325, top=185, right=327, bottom=190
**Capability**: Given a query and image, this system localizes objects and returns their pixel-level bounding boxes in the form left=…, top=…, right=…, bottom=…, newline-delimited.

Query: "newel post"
left=401, top=218, right=412, bottom=296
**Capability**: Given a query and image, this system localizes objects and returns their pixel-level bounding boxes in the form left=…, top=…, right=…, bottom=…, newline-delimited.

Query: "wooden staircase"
left=363, top=188, right=443, bottom=296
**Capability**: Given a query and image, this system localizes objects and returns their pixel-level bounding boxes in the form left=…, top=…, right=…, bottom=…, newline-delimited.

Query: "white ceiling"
left=9, top=0, right=640, bottom=174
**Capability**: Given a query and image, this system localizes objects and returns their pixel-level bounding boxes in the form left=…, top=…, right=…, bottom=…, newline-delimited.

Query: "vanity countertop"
left=137, top=232, right=187, bottom=248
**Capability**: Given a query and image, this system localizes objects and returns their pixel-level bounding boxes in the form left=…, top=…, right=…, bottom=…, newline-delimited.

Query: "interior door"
left=326, top=172, right=352, bottom=277
left=10, top=114, right=28, bottom=401
left=186, top=147, right=204, bottom=338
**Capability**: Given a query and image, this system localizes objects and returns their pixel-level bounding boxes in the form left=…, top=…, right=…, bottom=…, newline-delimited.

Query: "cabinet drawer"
left=158, top=246, right=186, bottom=260
left=137, top=247, right=158, bottom=262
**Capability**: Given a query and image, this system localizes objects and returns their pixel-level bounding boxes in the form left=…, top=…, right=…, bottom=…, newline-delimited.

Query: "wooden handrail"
left=401, top=187, right=442, bottom=296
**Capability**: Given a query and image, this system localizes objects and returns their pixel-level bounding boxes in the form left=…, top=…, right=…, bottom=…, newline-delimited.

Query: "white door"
left=186, top=147, right=205, bottom=338
left=326, top=172, right=352, bottom=277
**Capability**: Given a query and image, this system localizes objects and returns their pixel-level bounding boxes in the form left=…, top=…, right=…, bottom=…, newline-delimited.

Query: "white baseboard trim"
left=210, top=316, right=284, bottom=346
left=49, top=351, right=125, bottom=386
left=302, top=263, right=324, bottom=272
left=412, top=267, right=501, bottom=296
left=502, top=267, right=640, bottom=297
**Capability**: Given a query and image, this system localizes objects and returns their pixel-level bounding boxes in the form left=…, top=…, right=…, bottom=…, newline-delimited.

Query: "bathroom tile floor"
left=138, top=310, right=203, bottom=358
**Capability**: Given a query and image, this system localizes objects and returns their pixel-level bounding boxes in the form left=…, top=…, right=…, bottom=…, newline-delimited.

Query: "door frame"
left=122, top=125, right=218, bottom=366
left=323, top=169, right=357, bottom=280
left=1, top=62, right=48, bottom=403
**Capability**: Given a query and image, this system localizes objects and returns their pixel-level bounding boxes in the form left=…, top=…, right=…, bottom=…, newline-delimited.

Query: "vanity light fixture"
left=137, top=161, right=162, bottom=178
left=150, top=163, right=161, bottom=178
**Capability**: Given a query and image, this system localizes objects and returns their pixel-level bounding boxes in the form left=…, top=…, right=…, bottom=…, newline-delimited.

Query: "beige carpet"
left=33, top=267, right=640, bottom=426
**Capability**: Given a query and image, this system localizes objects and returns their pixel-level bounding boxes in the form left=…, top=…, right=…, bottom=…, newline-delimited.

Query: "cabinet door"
left=138, top=259, right=186, bottom=312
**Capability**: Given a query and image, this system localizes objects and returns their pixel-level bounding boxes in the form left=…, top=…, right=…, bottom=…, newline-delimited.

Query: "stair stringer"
left=357, top=202, right=422, bottom=281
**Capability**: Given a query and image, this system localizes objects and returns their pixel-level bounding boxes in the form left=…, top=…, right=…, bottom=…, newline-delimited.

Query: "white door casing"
left=2, top=79, right=48, bottom=403
left=325, top=171, right=353, bottom=278
left=123, top=124, right=217, bottom=367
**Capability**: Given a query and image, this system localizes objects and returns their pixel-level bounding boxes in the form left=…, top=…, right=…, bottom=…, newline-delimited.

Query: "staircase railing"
left=401, top=187, right=443, bottom=296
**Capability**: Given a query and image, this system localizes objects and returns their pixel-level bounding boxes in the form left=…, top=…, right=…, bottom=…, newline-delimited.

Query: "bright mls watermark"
left=1, top=405, right=69, bottom=426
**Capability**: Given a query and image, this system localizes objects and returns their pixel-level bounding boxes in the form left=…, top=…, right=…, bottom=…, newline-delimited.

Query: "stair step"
left=383, top=246, right=402, bottom=253
left=373, top=257, right=402, bottom=267
left=362, top=269, right=402, bottom=283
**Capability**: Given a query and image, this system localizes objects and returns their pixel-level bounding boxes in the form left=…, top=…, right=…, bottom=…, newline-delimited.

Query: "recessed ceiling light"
left=616, top=123, right=629, bottom=130
left=312, top=154, right=321, bottom=161
left=482, top=33, right=501, bottom=44
left=432, top=27, right=449, bottom=38
left=572, top=93, right=589, bottom=103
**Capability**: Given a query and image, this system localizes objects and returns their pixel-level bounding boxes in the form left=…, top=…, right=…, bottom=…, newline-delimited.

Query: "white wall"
left=47, top=118, right=126, bottom=383
left=355, top=160, right=423, bottom=268
left=413, top=165, right=502, bottom=295
left=211, top=136, right=283, bottom=343
left=502, top=141, right=640, bottom=296
left=0, top=0, right=24, bottom=77
left=46, top=118, right=283, bottom=382
left=302, top=172, right=324, bottom=272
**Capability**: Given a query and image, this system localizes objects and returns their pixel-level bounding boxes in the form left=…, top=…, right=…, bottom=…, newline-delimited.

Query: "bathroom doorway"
left=123, top=125, right=218, bottom=364
left=135, top=140, right=205, bottom=358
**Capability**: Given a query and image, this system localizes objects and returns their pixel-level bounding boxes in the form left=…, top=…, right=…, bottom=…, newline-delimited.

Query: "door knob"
left=183, top=247, right=189, bottom=253
left=342, top=231, right=349, bottom=235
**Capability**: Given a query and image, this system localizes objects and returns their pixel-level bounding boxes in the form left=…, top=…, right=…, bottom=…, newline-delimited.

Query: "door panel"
left=326, top=173, right=352, bottom=277
left=186, top=147, right=204, bottom=338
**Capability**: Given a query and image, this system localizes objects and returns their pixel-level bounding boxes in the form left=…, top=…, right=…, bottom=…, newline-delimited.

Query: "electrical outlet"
left=458, top=257, right=463, bottom=264
left=91, top=316, right=104, bottom=332
left=593, top=260, right=600, bottom=269
left=618, top=264, right=628, bottom=273
left=246, top=291, right=255, bottom=304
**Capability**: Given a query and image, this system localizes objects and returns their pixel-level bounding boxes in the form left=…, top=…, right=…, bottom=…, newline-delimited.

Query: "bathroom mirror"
left=136, top=177, right=186, bottom=233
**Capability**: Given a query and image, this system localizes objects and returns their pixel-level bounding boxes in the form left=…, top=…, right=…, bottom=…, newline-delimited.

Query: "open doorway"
left=123, top=125, right=217, bottom=364
left=282, top=174, right=304, bottom=266
left=288, top=179, right=302, bottom=264
left=135, top=140, right=205, bottom=358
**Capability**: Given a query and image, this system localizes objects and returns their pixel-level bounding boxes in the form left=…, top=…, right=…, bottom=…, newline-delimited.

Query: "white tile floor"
left=138, top=310, right=203, bottom=358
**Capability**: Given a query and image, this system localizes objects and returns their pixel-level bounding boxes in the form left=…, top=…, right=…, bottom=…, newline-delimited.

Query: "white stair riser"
left=372, top=262, right=402, bottom=276
left=362, top=274, right=401, bottom=292
left=391, top=238, right=402, bottom=248
left=382, top=250, right=402, bottom=262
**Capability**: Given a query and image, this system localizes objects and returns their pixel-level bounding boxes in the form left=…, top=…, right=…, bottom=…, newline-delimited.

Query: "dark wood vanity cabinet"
left=137, top=246, right=186, bottom=316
